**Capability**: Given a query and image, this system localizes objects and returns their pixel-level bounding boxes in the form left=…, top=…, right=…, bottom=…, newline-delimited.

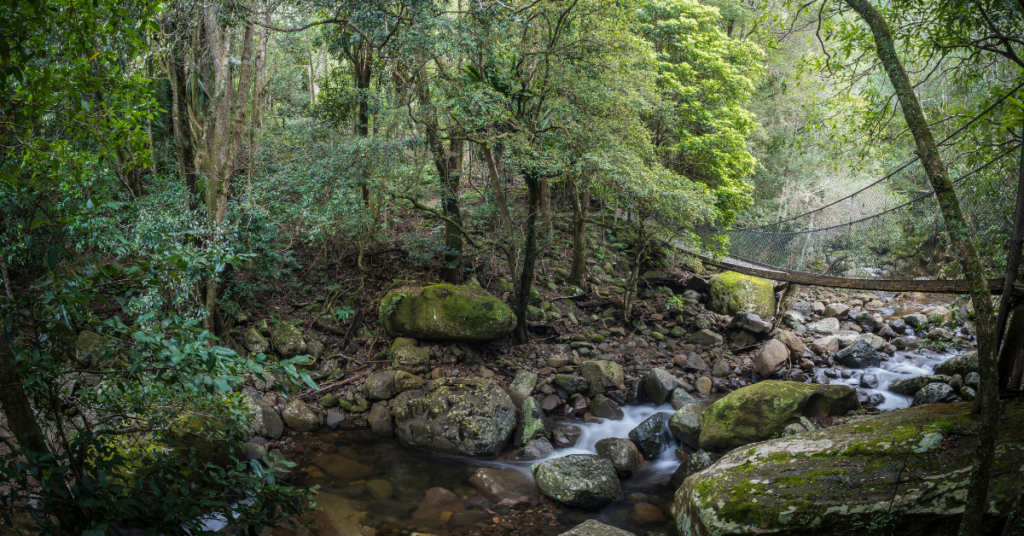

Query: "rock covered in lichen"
left=699, top=381, right=860, bottom=452
left=379, top=284, right=517, bottom=341
left=675, top=401, right=1024, bottom=536
left=270, top=321, right=307, bottom=359
left=531, top=454, right=622, bottom=509
left=391, top=377, right=516, bottom=458
left=708, top=272, right=776, bottom=319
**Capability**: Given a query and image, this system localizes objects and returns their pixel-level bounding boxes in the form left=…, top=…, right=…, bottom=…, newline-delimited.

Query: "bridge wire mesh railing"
left=704, top=84, right=1024, bottom=283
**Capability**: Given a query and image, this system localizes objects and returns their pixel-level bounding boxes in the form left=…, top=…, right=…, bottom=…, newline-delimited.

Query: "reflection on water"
left=295, top=404, right=686, bottom=536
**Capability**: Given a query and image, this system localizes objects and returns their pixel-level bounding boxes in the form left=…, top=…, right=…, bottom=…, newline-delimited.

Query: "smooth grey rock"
left=628, top=412, right=672, bottom=458
left=833, top=339, right=882, bottom=369
left=595, top=438, right=642, bottom=478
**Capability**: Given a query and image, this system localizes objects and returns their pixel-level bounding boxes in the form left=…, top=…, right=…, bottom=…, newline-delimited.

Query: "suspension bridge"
left=686, top=85, right=1024, bottom=300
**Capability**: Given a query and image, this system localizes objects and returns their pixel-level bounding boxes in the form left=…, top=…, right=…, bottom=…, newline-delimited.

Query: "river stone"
left=469, top=467, right=540, bottom=502
left=312, top=454, right=373, bottom=482
left=243, top=328, right=270, bottom=355
left=531, top=454, right=622, bottom=509
left=755, top=339, right=790, bottom=378
left=516, top=396, right=548, bottom=446
left=699, top=381, right=860, bottom=452
left=395, top=370, right=427, bottom=392
left=250, top=398, right=283, bottom=439
left=364, top=372, right=397, bottom=400
left=912, top=383, right=958, bottom=406
left=680, top=352, right=709, bottom=372
left=890, top=374, right=952, bottom=395
left=552, top=423, right=582, bottom=448
left=824, top=303, right=850, bottom=319
left=309, top=492, right=367, bottom=536
left=628, top=412, right=673, bottom=458
left=560, top=519, right=636, bottom=536
left=810, top=336, right=839, bottom=356
left=391, top=343, right=431, bottom=374
left=580, top=361, right=626, bottom=395
left=903, top=313, right=927, bottom=328
left=517, top=437, right=555, bottom=460
left=833, top=339, right=882, bottom=369
left=806, top=317, right=840, bottom=335
left=708, top=272, right=776, bottom=319
left=674, top=402, right=1024, bottom=536
left=391, top=377, right=516, bottom=458
left=671, top=388, right=698, bottom=409
left=727, top=311, right=773, bottom=336
left=776, top=330, right=806, bottom=359
left=934, top=351, right=978, bottom=377
left=379, top=284, right=516, bottom=341
left=591, top=394, right=625, bottom=420
left=508, top=369, right=538, bottom=407
left=554, top=374, right=590, bottom=395
left=412, top=487, right=466, bottom=522
left=690, top=329, right=723, bottom=347
left=645, top=368, right=677, bottom=404
left=271, top=322, right=307, bottom=359
left=859, top=372, right=879, bottom=389
left=282, top=400, right=318, bottom=432
left=669, top=401, right=707, bottom=449
left=366, top=479, right=393, bottom=501
left=369, top=403, right=394, bottom=437
left=595, top=438, right=643, bottom=478
left=670, top=451, right=722, bottom=489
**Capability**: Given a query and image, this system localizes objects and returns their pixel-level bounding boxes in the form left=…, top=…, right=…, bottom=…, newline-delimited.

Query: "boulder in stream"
left=674, top=401, right=1024, bottom=536
left=699, top=381, right=860, bottom=452
left=531, top=454, right=622, bottom=509
left=628, top=412, right=673, bottom=458
left=708, top=272, right=776, bottom=319
left=391, top=377, right=516, bottom=458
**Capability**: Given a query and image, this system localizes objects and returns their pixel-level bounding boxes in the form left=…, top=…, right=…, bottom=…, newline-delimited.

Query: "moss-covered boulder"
left=580, top=360, right=626, bottom=396
left=390, top=377, right=517, bottom=458
left=379, top=284, right=516, bottom=341
left=270, top=321, right=307, bottom=359
left=675, top=401, right=1024, bottom=536
left=708, top=272, right=776, bottom=319
left=699, top=381, right=860, bottom=452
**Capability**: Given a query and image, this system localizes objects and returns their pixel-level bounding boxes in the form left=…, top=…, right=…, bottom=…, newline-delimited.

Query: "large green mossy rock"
left=379, top=284, right=517, bottom=341
left=708, top=272, right=776, bottom=319
left=699, top=381, right=860, bottom=452
left=675, top=401, right=1024, bottom=536
left=391, top=377, right=517, bottom=458
left=270, top=321, right=307, bottom=359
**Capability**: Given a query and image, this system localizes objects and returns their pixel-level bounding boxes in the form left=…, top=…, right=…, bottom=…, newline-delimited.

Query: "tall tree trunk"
left=998, top=135, right=1024, bottom=392
left=202, top=3, right=255, bottom=333
left=514, top=173, right=543, bottom=342
left=481, top=143, right=514, bottom=238
left=353, top=45, right=371, bottom=138
left=168, top=37, right=198, bottom=209
left=841, top=3, right=999, bottom=536
left=251, top=8, right=270, bottom=140
left=567, top=178, right=590, bottom=287
left=1000, top=304, right=1024, bottom=391
left=0, top=329, right=50, bottom=459
left=540, top=177, right=552, bottom=235
left=418, top=79, right=465, bottom=283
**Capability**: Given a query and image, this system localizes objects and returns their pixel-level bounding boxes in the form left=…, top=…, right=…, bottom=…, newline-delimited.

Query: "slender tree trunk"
left=998, top=135, right=1024, bottom=392
left=0, top=331, right=50, bottom=459
left=251, top=8, right=270, bottom=140
left=514, top=173, right=543, bottom=342
left=1004, top=484, right=1024, bottom=536
left=841, top=3, right=999, bottom=535
left=202, top=3, right=254, bottom=333
left=1000, top=304, right=1024, bottom=391
left=567, top=178, right=589, bottom=287
left=168, top=38, right=198, bottom=209
left=481, top=143, right=514, bottom=238
left=540, top=177, right=552, bottom=235
left=418, top=80, right=465, bottom=283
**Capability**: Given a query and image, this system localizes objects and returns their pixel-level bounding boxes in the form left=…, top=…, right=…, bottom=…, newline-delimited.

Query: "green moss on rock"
left=708, top=272, right=776, bottom=318
left=699, top=381, right=860, bottom=452
left=676, top=401, right=1024, bottom=536
left=380, top=284, right=517, bottom=341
